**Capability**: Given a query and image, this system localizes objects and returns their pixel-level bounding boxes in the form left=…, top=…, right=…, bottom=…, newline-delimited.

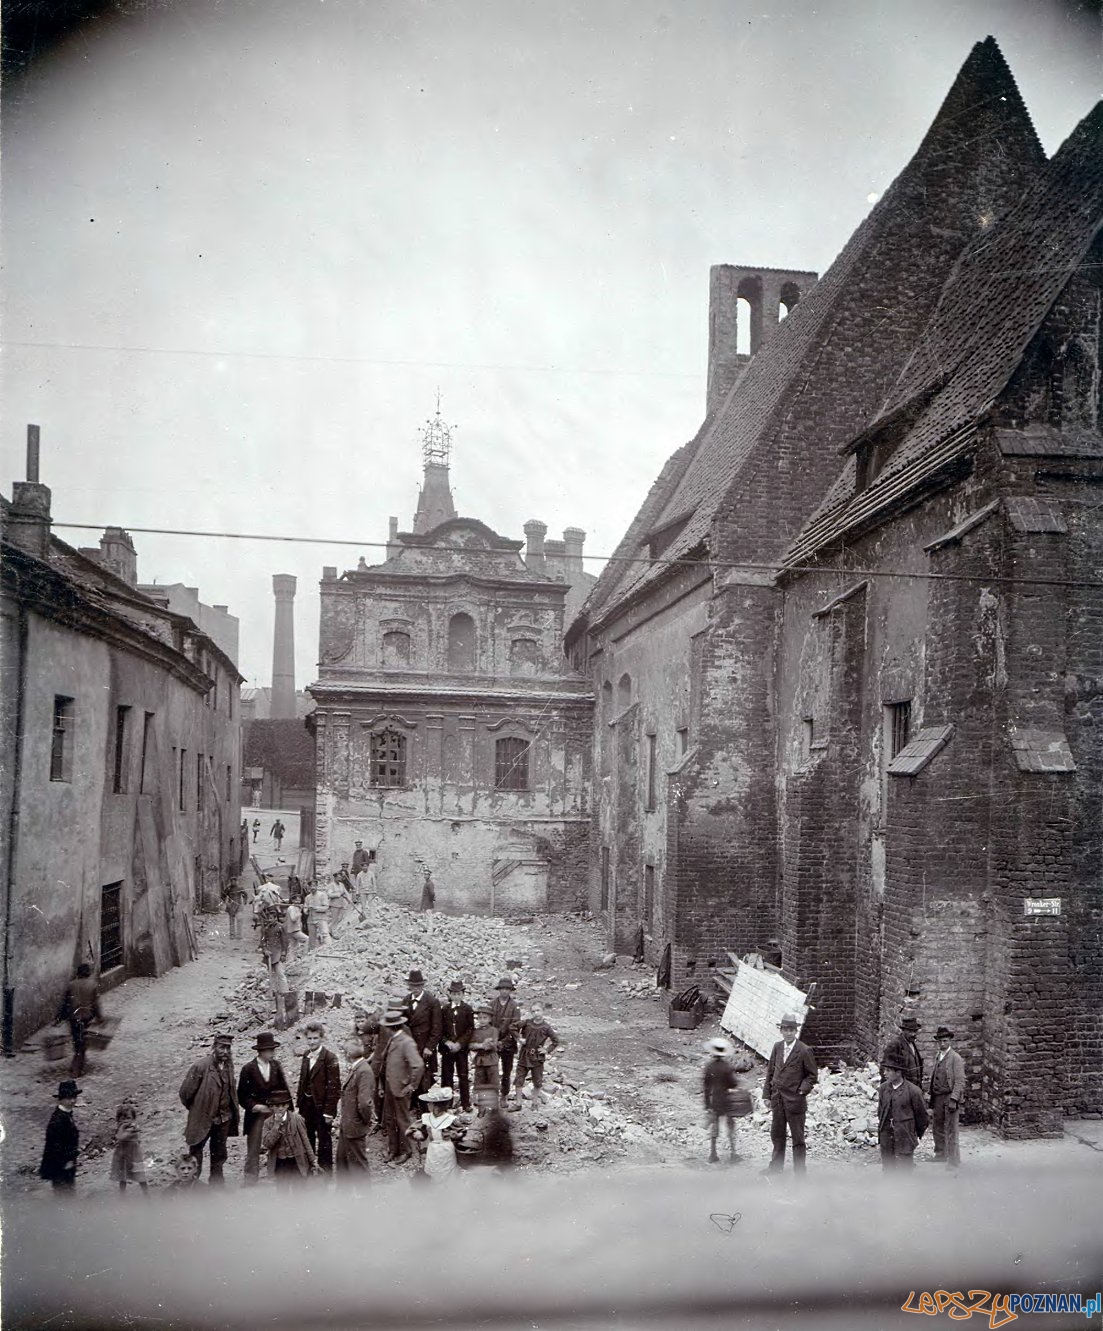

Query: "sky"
left=2, top=0, right=1099, bottom=689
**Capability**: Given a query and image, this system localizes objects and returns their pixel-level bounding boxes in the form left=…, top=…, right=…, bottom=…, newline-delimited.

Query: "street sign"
left=1023, top=898, right=1061, bottom=916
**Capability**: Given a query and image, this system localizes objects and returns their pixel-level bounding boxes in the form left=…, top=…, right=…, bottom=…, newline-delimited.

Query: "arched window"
left=382, top=630, right=411, bottom=669
left=602, top=680, right=613, bottom=709
left=447, top=613, right=476, bottom=671
left=510, top=638, right=538, bottom=676
left=495, top=737, right=530, bottom=791
left=737, top=275, right=763, bottom=354
left=370, top=729, right=406, bottom=787
left=618, top=673, right=632, bottom=707
left=779, top=281, right=801, bottom=321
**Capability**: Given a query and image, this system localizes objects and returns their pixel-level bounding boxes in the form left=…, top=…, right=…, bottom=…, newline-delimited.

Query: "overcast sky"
left=2, top=0, right=1099, bottom=689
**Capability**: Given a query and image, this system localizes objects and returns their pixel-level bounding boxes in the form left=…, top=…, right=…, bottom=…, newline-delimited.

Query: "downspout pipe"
left=3, top=606, right=29, bottom=1054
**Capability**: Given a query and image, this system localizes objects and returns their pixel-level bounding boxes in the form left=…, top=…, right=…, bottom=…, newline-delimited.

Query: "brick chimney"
left=563, top=527, right=586, bottom=575
left=5, top=425, right=53, bottom=559
left=523, top=519, right=547, bottom=573
left=271, top=574, right=297, bottom=719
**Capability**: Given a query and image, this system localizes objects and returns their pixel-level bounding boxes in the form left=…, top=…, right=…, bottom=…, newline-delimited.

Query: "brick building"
left=1, top=433, right=243, bottom=1049
left=309, top=408, right=594, bottom=912
left=566, top=39, right=1103, bottom=1134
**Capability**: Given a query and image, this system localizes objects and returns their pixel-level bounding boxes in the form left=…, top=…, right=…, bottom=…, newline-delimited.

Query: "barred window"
left=495, top=737, right=530, bottom=792
left=371, top=728, right=407, bottom=787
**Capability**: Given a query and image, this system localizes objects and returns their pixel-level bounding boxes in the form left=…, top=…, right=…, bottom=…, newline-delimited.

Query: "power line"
left=50, top=520, right=1103, bottom=591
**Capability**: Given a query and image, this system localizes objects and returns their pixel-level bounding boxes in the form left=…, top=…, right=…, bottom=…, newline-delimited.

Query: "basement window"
left=50, top=696, right=74, bottom=782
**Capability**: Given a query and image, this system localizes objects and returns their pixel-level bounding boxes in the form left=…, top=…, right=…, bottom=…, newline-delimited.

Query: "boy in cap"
left=489, top=976, right=521, bottom=1099
left=470, top=1002, right=501, bottom=1116
left=878, top=1055, right=929, bottom=1169
left=928, top=1026, right=966, bottom=1167
left=179, top=1032, right=239, bottom=1185
left=881, top=1015, right=924, bottom=1087
left=237, top=1032, right=290, bottom=1185
left=702, top=1037, right=745, bottom=1164
left=440, top=979, right=475, bottom=1112
left=762, top=1013, right=817, bottom=1174
left=514, top=1000, right=560, bottom=1106
left=40, top=1080, right=81, bottom=1193
left=262, top=1088, right=318, bottom=1186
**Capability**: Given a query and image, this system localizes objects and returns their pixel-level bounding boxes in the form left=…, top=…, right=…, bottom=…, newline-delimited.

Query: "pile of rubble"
left=612, top=972, right=662, bottom=1001
left=750, top=1060, right=881, bottom=1150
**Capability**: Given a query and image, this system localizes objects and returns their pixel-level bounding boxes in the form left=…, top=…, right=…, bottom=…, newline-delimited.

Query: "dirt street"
left=2, top=905, right=1099, bottom=1196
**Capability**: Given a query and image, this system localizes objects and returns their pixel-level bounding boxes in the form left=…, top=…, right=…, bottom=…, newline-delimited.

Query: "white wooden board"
left=719, top=959, right=811, bottom=1058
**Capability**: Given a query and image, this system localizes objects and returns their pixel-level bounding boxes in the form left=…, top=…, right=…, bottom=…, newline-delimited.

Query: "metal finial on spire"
left=420, top=390, right=455, bottom=467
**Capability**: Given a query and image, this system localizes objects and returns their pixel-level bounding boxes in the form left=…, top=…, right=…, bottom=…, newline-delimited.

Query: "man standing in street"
left=878, top=1056, right=929, bottom=1169
left=406, top=969, right=442, bottom=1094
left=336, top=1033, right=375, bottom=1182
left=419, top=866, right=436, bottom=912
left=489, top=977, right=521, bottom=1101
left=881, top=1015, right=924, bottom=1087
left=270, top=818, right=285, bottom=852
left=58, top=963, right=102, bottom=1079
left=40, top=1080, right=81, bottom=1194
left=929, top=1026, right=966, bottom=1168
left=351, top=840, right=370, bottom=876
left=440, top=979, right=474, bottom=1112
left=380, top=1009, right=424, bottom=1164
left=237, top=1032, right=290, bottom=1185
left=763, top=1013, right=817, bottom=1174
left=297, top=1021, right=341, bottom=1175
left=179, top=1032, right=240, bottom=1185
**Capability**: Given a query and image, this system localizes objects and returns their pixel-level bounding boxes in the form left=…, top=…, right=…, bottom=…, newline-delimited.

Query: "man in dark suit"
left=762, top=1012, right=818, bottom=1173
left=336, top=1033, right=375, bottom=1181
left=237, top=1031, right=290, bottom=1186
left=928, top=1025, right=967, bottom=1168
left=878, top=1055, right=929, bottom=1169
left=440, top=979, right=475, bottom=1112
left=179, top=1032, right=239, bottom=1184
left=881, top=1015, right=924, bottom=1087
left=40, top=1080, right=81, bottom=1193
left=296, top=1021, right=341, bottom=1174
left=406, top=969, right=442, bottom=1093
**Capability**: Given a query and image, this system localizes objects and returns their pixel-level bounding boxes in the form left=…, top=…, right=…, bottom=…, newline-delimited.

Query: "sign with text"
left=719, top=959, right=811, bottom=1058
left=1023, top=898, right=1061, bottom=917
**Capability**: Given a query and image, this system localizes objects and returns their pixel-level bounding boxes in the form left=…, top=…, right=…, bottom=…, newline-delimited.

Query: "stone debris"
left=750, top=1060, right=881, bottom=1149
left=614, top=973, right=662, bottom=1001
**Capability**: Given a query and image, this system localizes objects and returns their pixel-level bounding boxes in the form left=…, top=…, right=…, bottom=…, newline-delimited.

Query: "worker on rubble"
left=878, top=1055, right=929, bottom=1169
left=419, top=866, right=436, bottom=912
left=881, top=1015, right=924, bottom=1087
left=763, top=1013, right=817, bottom=1174
left=304, top=879, right=331, bottom=950
left=702, top=1037, right=748, bottom=1164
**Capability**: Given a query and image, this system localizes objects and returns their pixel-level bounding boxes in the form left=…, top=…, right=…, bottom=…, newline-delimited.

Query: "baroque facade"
left=566, top=39, right=1103, bottom=1135
left=309, top=414, right=594, bottom=912
left=1, top=434, right=243, bottom=1049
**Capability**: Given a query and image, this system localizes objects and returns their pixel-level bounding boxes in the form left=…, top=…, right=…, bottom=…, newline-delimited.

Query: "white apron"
left=420, top=1111, right=459, bottom=1180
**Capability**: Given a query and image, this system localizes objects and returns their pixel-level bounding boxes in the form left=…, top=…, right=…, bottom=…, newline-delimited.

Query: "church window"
left=495, top=737, right=530, bottom=792
left=370, top=729, right=407, bottom=787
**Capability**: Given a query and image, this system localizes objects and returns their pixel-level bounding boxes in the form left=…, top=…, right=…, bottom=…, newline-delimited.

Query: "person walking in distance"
left=928, top=1026, right=966, bottom=1168
left=270, top=818, right=285, bottom=852
left=222, top=877, right=245, bottom=940
left=252, top=817, right=261, bottom=844
left=237, top=1032, right=290, bottom=1185
left=440, top=980, right=475, bottom=1112
left=489, top=977, right=521, bottom=1101
left=58, top=963, right=102, bottom=1078
left=335, top=1034, right=375, bottom=1182
left=878, top=1056, right=929, bottom=1170
left=179, top=1032, right=239, bottom=1186
left=763, top=1013, right=817, bottom=1174
left=406, top=969, right=443, bottom=1094
left=39, top=1080, right=81, bottom=1194
left=297, top=1022, right=341, bottom=1175
left=380, top=1009, right=424, bottom=1164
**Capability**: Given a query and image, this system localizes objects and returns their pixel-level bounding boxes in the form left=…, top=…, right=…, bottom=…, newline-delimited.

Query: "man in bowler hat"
left=929, top=1026, right=966, bottom=1167
left=878, top=1054, right=929, bottom=1169
left=237, top=1032, right=290, bottom=1184
left=406, top=969, right=442, bottom=1092
left=762, top=1013, right=817, bottom=1173
left=440, top=979, right=475, bottom=1112
left=881, top=1015, right=924, bottom=1087
left=40, top=1080, right=82, bottom=1192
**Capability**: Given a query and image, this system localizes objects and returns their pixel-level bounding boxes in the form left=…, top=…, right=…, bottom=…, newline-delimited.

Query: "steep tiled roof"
left=579, top=37, right=1045, bottom=624
left=784, top=100, right=1103, bottom=569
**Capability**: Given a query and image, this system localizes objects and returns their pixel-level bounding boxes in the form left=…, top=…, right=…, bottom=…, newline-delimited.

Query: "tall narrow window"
left=139, top=712, right=154, bottom=793
left=50, top=696, right=74, bottom=782
left=885, top=701, right=912, bottom=763
left=196, top=753, right=205, bottom=810
left=447, top=613, right=476, bottom=671
left=211, top=669, right=219, bottom=712
left=677, top=727, right=689, bottom=757
left=644, top=863, right=655, bottom=927
left=112, top=705, right=130, bottom=793
left=179, top=748, right=188, bottom=811
left=225, top=764, right=232, bottom=802
left=495, top=737, right=530, bottom=792
left=645, top=732, right=657, bottom=811
left=370, top=729, right=407, bottom=787
left=600, top=846, right=610, bottom=911
left=100, top=881, right=123, bottom=971
left=801, top=717, right=815, bottom=761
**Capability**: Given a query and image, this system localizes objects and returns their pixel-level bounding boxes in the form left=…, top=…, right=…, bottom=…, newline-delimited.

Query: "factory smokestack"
left=271, top=574, right=297, bottom=719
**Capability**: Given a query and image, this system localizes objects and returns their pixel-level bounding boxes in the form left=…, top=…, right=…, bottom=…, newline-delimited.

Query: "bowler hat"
left=778, top=1013, right=800, bottom=1029
left=269, top=1088, right=293, bottom=1105
left=55, top=1080, right=82, bottom=1099
left=900, top=1016, right=922, bottom=1031
left=448, top=979, right=466, bottom=993
left=381, top=1012, right=407, bottom=1028
left=882, top=1055, right=908, bottom=1073
left=935, top=1026, right=955, bottom=1040
left=495, top=976, right=515, bottom=991
left=407, top=969, right=425, bottom=986
left=253, top=1032, right=280, bottom=1051
left=705, top=1037, right=734, bottom=1057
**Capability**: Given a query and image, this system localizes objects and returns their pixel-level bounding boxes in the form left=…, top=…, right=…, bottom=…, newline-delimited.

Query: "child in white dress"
left=409, top=1086, right=462, bottom=1181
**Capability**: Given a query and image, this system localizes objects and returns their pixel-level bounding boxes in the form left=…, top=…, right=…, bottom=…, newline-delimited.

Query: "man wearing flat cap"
left=881, top=1015, right=924, bottom=1087
left=879, top=1055, right=929, bottom=1169
left=179, top=1032, right=239, bottom=1185
left=928, top=1026, right=966, bottom=1167
left=763, top=1013, right=817, bottom=1173
left=237, top=1032, right=290, bottom=1185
